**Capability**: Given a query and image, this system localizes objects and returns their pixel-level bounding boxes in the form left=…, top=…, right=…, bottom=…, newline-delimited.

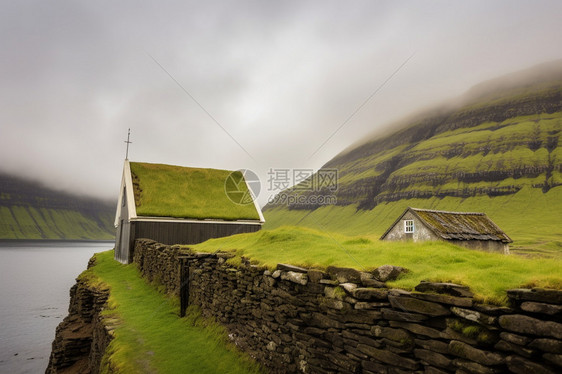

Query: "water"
left=0, top=241, right=114, bottom=374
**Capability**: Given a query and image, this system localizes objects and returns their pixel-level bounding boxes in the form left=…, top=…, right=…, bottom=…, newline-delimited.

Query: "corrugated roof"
left=129, top=162, right=262, bottom=221
left=410, top=208, right=512, bottom=243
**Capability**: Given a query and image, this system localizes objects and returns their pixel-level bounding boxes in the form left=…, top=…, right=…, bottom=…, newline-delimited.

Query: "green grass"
left=130, top=162, right=260, bottom=221
left=457, top=84, right=562, bottom=114
left=191, top=226, right=562, bottom=305
left=83, top=250, right=263, bottom=374
left=0, top=205, right=114, bottom=239
left=264, top=185, right=562, bottom=256
left=0, top=172, right=115, bottom=239
left=277, top=111, right=562, bottom=230
left=328, top=112, right=561, bottom=193
left=390, top=113, right=560, bottom=177
left=336, top=145, right=408, bottom=185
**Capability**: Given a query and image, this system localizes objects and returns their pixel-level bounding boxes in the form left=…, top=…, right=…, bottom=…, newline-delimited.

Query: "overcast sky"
left=1, top=0, right=561, bottom=206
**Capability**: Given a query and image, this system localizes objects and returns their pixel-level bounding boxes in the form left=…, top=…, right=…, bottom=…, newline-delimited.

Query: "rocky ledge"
left=45, top=258, right=114, bottom=374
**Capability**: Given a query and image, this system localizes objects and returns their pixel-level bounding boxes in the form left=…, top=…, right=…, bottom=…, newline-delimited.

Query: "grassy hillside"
left=0, top=173, right=115, bottom=239
left=265, top=186, right=562, bottom=256
left=265, top=65, right=562, bottom=255
left=331, top=111, right=561, bottom=205
left=192, top=226, right=562, bottom=305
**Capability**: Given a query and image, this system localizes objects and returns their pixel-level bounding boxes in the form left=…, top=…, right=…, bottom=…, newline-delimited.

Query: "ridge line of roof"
left=131, top=217, right=263, bottom=224
left=410, top=208, right=485, bottom=215
left=130, top=160, right=237, bottom=174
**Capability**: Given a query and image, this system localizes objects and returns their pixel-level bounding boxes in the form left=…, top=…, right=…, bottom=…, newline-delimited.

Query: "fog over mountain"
left=1, top=1, right=561, bottom=206
left=342, top=59, right=562, bottom=155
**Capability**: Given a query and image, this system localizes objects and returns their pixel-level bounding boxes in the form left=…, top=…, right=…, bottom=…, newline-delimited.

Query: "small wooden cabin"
left=114, top=161, right=264, bottom=263
left=380, top=207, right=512, bottom=254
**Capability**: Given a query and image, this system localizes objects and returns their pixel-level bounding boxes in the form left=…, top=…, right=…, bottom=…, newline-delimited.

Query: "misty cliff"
left=264, top=62, right=562, bottom=252
left=328, top=83, right=560, bottom=209
left=0, top=173, right=115, bottom=239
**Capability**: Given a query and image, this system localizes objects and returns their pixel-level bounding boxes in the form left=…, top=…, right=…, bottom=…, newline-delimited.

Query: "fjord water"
left=0, top=241, right=114, bottom=373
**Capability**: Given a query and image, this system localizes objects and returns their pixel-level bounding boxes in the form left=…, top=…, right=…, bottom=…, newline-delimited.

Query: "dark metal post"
left=179, top=257, right=189, bottom=317
left=124, top=128, right=132, bottom=160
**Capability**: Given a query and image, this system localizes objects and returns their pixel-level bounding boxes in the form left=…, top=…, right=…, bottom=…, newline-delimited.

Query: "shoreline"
left=0, top=239, right=115, bottom=246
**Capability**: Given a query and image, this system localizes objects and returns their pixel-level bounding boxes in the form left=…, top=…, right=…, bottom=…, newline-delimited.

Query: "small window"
left=404, top=220, right=414, bottom=233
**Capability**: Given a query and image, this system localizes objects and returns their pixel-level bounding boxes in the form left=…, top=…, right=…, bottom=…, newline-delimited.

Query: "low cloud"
left=1, top=0, right=561, bottom=206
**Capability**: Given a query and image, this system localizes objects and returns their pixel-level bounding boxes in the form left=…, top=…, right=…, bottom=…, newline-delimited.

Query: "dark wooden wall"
left=134, top=221, right=261, bottom=245
left=121, top=221, right=261, bottom=262
left=117, top=220, right=261, bottom=264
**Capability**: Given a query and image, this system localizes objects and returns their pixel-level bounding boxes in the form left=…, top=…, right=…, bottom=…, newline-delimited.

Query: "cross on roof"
left=124, top=128, right=132, bottom=160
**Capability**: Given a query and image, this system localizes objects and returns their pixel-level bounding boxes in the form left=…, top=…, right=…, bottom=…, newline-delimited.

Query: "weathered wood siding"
left=114, top=187, right=131, bottom=263
left=118, top=221, right=261, bottom=263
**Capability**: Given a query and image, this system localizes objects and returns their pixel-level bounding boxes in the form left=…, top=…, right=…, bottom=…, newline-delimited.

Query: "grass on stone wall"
left=191, top=226, right=562, bottom=305
left=81, top=250, right=263, bottom=374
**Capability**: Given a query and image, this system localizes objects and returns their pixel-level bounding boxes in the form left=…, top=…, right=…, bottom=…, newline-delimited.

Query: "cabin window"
left=404, top=220, right=414, bottom=233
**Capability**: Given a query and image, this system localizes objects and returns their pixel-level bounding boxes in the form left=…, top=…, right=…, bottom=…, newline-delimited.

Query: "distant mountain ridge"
left=0, top=172, right=115, bottom=239
left=264, top=61, right=562, bottom=254
left=326, top=82, right=560, bottom=209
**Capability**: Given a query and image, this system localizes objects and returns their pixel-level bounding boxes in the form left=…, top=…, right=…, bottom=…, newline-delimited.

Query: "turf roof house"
left=114, top=161, right=264, bottom=264
left=380, top=207, right=512, bottom=254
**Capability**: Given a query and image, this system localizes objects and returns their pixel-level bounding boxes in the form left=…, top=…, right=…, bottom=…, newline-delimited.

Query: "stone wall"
left=134, top=239, right=562, bottom=374
left=46, top=258, right=115, bottom=374
left=133, top=239, right=184, bottom=294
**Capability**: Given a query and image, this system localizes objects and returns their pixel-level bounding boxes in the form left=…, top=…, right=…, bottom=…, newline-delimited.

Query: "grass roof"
left=129, top=162, right=261, bottom=221
left=411, top=208, right=512, bottom=243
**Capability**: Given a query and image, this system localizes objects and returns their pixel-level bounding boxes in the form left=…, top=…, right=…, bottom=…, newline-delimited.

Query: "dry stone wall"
left=134, top=239, right=562, bottom=374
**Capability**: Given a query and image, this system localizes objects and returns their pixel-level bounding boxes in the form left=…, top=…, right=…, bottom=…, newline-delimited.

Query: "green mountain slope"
left=264, top=62, right=562, bottom=255
left=0, top=173, right=115, bottom=240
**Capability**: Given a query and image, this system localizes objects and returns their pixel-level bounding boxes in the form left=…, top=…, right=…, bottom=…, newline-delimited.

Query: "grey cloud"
left=1, top=0, right=561, bottom=206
